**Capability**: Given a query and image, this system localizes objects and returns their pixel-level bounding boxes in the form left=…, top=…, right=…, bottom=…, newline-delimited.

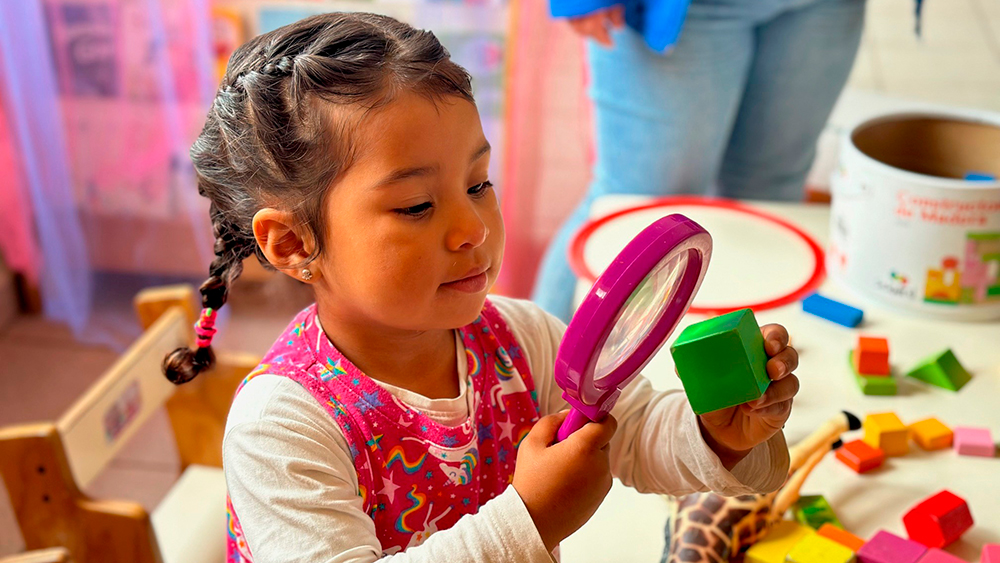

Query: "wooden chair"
left=0, top=285, right=259, bottom=563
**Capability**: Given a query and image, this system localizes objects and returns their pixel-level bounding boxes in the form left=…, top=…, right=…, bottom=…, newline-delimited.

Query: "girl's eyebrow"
left=471, top=141, right=491, bottom=163
left=371, top=140, right=492, bottom=189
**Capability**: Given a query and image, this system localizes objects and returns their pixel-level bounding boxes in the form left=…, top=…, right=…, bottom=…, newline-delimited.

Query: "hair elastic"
left=195, top=307, right=218, bottom=348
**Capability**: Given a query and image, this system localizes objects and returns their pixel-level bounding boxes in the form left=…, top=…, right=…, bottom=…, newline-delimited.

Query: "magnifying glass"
left=555, top=214, right=712, bottom=442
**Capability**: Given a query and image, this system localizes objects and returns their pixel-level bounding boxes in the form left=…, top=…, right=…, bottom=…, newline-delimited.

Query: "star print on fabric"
left=380, top=473, right=401, bottom=503
left=497, top=419, right=516, bottom=443
left=440, top=435, right=458, bottom=447
left=485, top=457, right=493, bottom=465
left=352, top=378, right=360, bottom=386
left=462, top=498, right=471, bottom=506
left=366, top=434, right=384, bottom=451
left=499, top=448, right=508, bottom=462
left=477, top=422, right=494, bottom=441
left=349, top=444, right=359, bottom=459
left=355, top=390, right=384, bottom=414
left=425, top=471, right=434, bottom=479
left=421, top=425, right=428, bottom=433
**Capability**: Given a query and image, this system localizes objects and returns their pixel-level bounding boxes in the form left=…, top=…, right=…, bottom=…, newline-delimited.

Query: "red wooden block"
left=836, top=439, right=885, bottom=473
left=854, top=336, right=890, bottom=375
left=903, top=490, right=974, bottom=548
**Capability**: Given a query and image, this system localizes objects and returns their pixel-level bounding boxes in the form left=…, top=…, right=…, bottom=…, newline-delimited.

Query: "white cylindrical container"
left=829, top=113, right=1000, bottom=321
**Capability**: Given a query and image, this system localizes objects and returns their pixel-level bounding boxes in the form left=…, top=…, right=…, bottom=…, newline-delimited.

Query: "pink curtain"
left=500, top=0, right=594, bottom=297
left=0, top=87, right=40, bottom=284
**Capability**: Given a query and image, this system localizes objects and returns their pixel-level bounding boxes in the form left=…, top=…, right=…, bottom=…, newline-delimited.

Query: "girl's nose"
left=446, top=201, right=489, bottom=251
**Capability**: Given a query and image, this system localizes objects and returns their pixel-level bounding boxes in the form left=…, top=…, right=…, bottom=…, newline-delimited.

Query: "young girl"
left=165, top=12, right=800, bottom=562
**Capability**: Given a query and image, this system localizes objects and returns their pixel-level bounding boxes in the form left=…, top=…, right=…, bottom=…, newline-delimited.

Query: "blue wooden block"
left=802, top=293, right=863, bottom=327
left=964, top=172, right=996, bottom=182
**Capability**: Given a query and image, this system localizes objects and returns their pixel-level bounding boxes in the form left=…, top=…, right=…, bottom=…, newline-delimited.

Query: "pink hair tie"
left=194, top=307, right=218, bottom=348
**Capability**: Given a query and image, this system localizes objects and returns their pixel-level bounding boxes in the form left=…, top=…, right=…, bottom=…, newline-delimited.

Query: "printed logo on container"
left=876, top=270, right=916, bottom=300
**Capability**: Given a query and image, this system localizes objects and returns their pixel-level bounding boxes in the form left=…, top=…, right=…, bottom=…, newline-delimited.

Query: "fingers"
left=750, top=374, right=800, bottom=410
left=571, top=414, right=618, bottom=449
left=743, top=399, right=793, bottom=425
left=567, top=10, right=617, bottom=47
left=761, top=324, right=789, bottom=355
left=523, top=411, right=569, bottom=448
left=609, top=5, right=625, bottom=28
left=766, top=346, right=799, bottom=380
left=590, top=17, right=613, bottom=47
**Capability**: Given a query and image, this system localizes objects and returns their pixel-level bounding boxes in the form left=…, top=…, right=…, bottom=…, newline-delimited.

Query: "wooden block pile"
left=834, top=412, right=995, bottom=475
left=742, top=492, right=996, bottom=563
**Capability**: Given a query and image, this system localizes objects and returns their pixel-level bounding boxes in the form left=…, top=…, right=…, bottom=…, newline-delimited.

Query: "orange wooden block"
left=818, top=523, right=866, bottom=552
left=910, top=417, right=954, bottom=451
left=854, top=336, right=890, bottom=375
left=836, top=439, right=885, bottom=473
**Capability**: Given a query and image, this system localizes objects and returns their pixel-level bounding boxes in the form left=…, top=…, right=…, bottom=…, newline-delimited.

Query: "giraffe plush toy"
left=664, top=411, right=862, bottom=563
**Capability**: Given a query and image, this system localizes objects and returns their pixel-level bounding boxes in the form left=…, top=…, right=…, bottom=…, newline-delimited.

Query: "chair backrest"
left=0, top=284, right=259, bottom=563
left=56, top=307, right=188, bottom=488
left=0, top=304, right=190, bottom=562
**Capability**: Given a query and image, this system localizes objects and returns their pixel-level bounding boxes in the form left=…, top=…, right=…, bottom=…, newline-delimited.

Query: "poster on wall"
left=44, top=0, right=211, bottom=219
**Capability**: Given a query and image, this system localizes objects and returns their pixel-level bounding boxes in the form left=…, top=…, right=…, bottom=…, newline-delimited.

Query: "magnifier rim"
left=555, top=215, right=712, bottom=410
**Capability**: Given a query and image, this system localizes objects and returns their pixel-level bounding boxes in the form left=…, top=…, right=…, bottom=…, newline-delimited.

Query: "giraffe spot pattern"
left=681, top=528, right=709, bottom=547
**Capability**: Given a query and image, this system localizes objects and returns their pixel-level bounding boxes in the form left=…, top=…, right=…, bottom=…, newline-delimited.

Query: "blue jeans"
left=532, top=0, right=865, bottom=322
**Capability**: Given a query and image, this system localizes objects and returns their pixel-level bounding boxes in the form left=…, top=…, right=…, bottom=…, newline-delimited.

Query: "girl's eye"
left=469, top=181, right=493, bottom=197
left=394, top=202, right=433, bottom=217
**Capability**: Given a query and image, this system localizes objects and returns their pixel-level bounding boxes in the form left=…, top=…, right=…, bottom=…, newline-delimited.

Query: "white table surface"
left=560, top=196, right=1000, bottom=563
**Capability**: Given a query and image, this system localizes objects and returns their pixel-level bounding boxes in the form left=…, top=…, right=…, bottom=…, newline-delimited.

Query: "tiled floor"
left=847, top=0, right=1000, bottom=113
left=1, top=0, right=999, bottom=554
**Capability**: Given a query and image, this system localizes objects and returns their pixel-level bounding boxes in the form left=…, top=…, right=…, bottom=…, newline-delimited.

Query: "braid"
left=163, top=206, right=256, bottom=384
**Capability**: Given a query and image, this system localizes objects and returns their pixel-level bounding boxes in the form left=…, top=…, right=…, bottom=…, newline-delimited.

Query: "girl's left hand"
left=696, top=324, right=799, bottom=469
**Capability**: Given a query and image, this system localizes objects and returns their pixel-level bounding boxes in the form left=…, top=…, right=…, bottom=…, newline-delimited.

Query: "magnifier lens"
left=593, top=250, right=689, bottom=382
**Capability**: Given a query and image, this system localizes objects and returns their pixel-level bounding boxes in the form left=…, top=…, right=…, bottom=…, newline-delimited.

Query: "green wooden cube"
left=669, top=308, right=770, bottom=415
left=792, top=495, right=842, bottom=529
left=849, top=351, right=897, bottom=396
left=906, top=348, right=971, bottom=391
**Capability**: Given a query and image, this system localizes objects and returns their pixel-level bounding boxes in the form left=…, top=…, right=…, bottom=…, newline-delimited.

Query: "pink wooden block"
left=983, top=544, right=1000, bottom=563
left=917, top=549, right=965, bottom=563
left=858, top=531, right=928, bottom=563
left=953, top=427, right=996, bottom=457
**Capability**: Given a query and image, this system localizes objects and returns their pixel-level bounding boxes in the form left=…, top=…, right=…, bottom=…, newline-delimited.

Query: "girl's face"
left=315, top=92, right=504, bottom=331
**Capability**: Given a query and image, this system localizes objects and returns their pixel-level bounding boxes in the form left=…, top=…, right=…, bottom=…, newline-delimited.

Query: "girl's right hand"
left=566, top=6, right=625, bottom=48
left=512, top=411, right=618, bottom=552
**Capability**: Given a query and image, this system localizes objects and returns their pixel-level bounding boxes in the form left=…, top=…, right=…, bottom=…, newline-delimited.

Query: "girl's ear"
left=252, top=208, right=319, bottom=281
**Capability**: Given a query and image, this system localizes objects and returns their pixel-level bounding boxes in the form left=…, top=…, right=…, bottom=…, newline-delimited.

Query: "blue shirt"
left=549, top=0, right=692, bottom=52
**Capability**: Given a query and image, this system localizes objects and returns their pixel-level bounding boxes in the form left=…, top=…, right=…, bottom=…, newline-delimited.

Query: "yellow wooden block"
left=863, top=412, right=909, bottom=457
left=746, top=521, right=815, bottom=563
left=786, top=532, right=857, bottom=563
left=909, top=417, right=953, bottom=450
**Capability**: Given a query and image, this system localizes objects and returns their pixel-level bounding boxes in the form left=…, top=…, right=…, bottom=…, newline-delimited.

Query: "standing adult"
left=534, top=0, right=865, bottom=321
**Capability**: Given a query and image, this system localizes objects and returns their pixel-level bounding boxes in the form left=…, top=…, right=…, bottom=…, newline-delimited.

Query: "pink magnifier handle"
left=557, top=409, right=592, bottom=442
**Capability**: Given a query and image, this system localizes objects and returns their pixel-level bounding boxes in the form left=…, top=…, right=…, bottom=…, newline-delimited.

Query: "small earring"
left=301, top=268, right=313, bottom=281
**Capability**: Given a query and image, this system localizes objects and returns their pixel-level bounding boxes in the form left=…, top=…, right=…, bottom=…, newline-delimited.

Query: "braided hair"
left=164, top=12, right=474, bottom=383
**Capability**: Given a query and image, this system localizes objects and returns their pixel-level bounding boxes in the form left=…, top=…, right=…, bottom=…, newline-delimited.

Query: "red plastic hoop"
left=568, top=196, right=826, bottom=316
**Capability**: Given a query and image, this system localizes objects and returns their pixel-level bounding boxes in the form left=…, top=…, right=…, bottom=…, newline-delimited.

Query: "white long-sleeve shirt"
left=223, top=296, right=789, bottom=563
